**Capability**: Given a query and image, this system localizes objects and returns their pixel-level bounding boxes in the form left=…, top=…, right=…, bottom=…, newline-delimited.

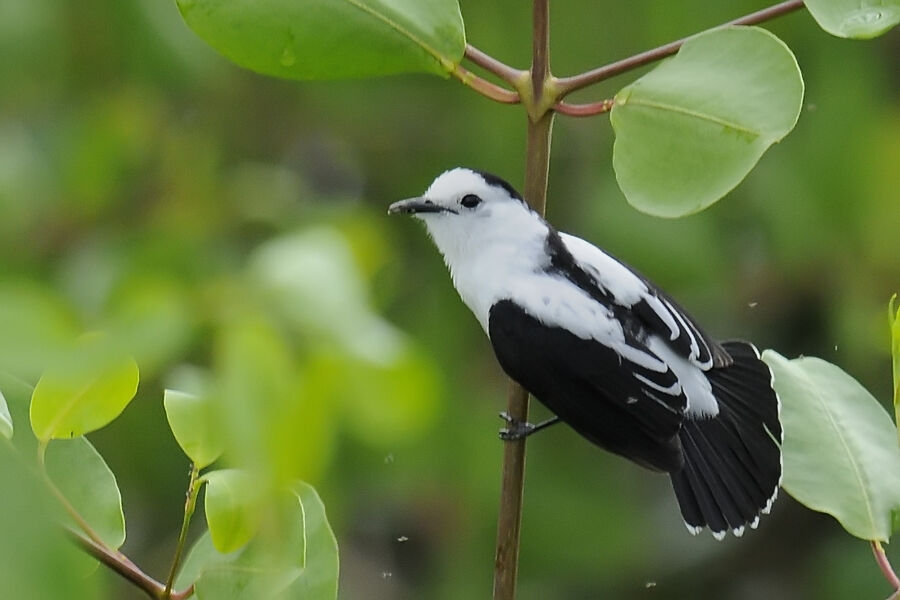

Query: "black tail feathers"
left=669, top=341, right=782, bottom=539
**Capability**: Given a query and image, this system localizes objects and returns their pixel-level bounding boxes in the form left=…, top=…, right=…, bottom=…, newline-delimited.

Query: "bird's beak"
left=388, top=197, right=453, bottom=216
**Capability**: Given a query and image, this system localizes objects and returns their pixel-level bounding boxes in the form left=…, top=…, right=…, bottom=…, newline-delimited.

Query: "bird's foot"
left=498, top=412, right=561, bottom=441
left=498, top=411, right=537, bottom=441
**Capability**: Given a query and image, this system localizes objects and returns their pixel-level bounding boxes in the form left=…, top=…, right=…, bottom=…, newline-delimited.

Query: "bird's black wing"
left=554, top=231, right=732, bottom=369
left=488, top=300, right=687, bottom=472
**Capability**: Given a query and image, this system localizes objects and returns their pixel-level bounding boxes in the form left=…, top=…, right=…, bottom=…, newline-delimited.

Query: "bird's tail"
left=669, top=341, right=782, bottom=539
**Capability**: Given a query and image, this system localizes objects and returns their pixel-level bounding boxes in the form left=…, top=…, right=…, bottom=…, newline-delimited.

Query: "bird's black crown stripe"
left=470, top=169, right=525, bottom=204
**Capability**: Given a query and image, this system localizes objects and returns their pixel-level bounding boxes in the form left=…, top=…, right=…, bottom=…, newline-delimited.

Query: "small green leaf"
left=30, top=334, right=139, bottom=441
left=177, top=0, right=465, bottom=80
left=0, top=389, right=12, bottom=440
left=203, top=469, right=264, bottom=553
left=44, top=437, right=126, bottom=550
left=164, top=389, right=224, bottom=469
left=763, top=350, right=900, bottom=541
left=805, top=0, right=899, bottom=39
left=286, top=481, right=339, bottom=599
left=611, top=26, right=803, bottom=217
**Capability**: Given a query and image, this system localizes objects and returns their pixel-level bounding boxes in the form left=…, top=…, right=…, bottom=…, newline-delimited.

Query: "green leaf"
left=164, top=389, right=224, bottom=469
left=44, top=437, right=126, bottom=550
left=248, top=228, right=408, bottom=363
left=180, top=483, right=336, bottom=599
left=216, top=314, right=336, bottom=484
left=805, top=0, right=899, bottom=39
left=203, top=469, right=265, bottom=553
left=611, top=26, right=803, bottom=217
left=0, top=282, right=79, bottom=381
left=176, top=0, right=465, bottom=80
left=179, top=523, right=302, bottom=599
left=0, top=444, right=102, bottom=599
left=309, top=349, right=439, bottom=448
left=0, top=389, right=12, bottom=440
left=175, top=531, right=235, bottom=591
left=890, top=294, right=900, bottom=412
left=0, top=373, right=36, bottom=456
left=285, top=481, right=339, bottom=599
left=762, top=350, right=900, bottom=541
left=30, top=334, right=140, bottom=441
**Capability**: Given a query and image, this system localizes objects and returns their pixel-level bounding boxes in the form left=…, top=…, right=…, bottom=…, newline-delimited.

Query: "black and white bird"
left=388, top=167, right=782, bottom=539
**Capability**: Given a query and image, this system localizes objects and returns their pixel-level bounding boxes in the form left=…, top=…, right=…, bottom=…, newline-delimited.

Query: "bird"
left=388, top=167, right=782, bottom=539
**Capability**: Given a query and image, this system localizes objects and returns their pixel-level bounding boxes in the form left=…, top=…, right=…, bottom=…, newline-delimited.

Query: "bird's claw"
left=498, top=411, right=536, bottom=441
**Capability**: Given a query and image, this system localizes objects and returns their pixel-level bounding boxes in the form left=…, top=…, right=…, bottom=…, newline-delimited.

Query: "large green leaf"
left=184, top=528, right=301, bottom=600
left=284, top=481, right=339, bottom=599
left=203, top=469, right=265, bottom=553
left=44, top=437, right=126, bottom=550
left=0, top=389, right=11, bottom=440
left=164, top=389, right=224, bottom=469
left=805, top=0, right=899, bottom=39
left=611, top=26, right=803, bottom=217
left=176, top=0, right=465, bottom=80
left=179, top=482, right=338, bottom=599
left=0, top=444, right=101, bottom=599
left=890, top=294, right=900, bottom=411
left=30, top=334, right=139, bottom=441
left=763, top=350, right=900, bottom=541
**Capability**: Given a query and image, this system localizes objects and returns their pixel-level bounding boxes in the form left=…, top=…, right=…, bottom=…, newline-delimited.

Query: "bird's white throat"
left=420, top=201, right=550, bottom=332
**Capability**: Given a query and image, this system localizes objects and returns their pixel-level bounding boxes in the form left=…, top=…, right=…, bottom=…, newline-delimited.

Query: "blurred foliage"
left=0, top=0, right=898, bottom=599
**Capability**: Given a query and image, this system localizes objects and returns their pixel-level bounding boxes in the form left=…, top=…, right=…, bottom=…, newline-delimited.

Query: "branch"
left=555, top=0, right=806, bottom=95
left=554, top=98, right=615, bottom=117
left=451, top=63, right=520, bottom=104
left=493, top=3, right=553, bottom=599
left=67, top=528, right=166, bottom=599
left=465, top=45, right=526, bottom=87
left=67, top=529, right=196, bottom=600
left=872, top=540, right=900, bottom=594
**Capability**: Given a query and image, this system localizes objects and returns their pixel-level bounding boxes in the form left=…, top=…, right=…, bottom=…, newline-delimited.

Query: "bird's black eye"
left=460, top=194, right=482, bottom=209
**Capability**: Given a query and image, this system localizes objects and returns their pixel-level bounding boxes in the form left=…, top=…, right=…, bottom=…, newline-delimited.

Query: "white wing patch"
left=647, top=336, right=717, bottom=417
left=560, top=232, right=717, bottom=370
left=558, top=233, right=646, bottom=305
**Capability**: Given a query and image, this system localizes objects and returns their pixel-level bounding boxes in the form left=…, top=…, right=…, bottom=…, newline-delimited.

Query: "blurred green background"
left=1, top=0, right=898, bottom=598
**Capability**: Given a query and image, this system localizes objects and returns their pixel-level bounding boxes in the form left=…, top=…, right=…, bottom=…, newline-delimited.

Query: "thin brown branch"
left=554, top=98, right=615, bottom=117
left=493, top=382, right=530, bottom=600
left=872, top=540, right=900, bottom=593
left=493, top=3, right=554, bottom=598
left=464, top=45, right=527, bottom=87
left=451, top=63, right=520, bottom=104
left=555, top=0, right=806, bottom=95
left=66, top=528, right=167, bottom=600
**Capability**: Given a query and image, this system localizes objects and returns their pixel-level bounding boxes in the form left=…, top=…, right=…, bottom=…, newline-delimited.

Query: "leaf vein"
left=340, top=0, right=451, bottom=71
left=624, top=97, right=762, bottom=137
left=800, top=367, right=879, bottom=536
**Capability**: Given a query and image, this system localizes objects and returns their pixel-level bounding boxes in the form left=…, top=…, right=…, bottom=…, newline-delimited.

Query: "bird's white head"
left=388, top=168, right=545, bottom=270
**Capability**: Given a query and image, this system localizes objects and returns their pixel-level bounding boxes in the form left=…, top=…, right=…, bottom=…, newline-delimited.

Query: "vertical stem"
left=164, top=464, right=202, bottom=598
left=493, top=2, right=554, bottom=599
